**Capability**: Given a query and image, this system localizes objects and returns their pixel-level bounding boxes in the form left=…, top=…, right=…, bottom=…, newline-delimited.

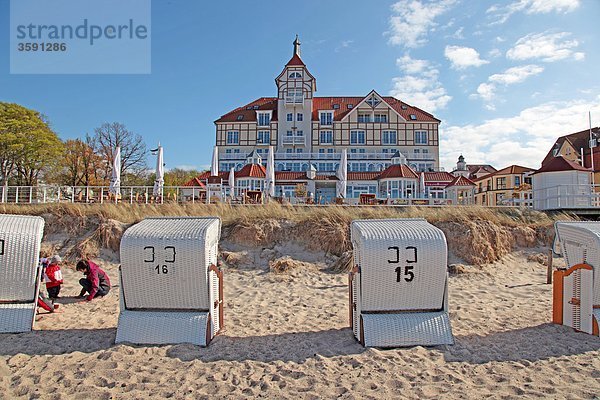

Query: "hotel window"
left=320, top=130, right=333, bottom=144
left=296, top=148, right=303, bottom=153
left=415, top=131, right=428, bottom=145
left=289, top=72, right=302, bottom=79
left=287, top=113, right=293, bottom=121
left=320, top=111, right=333, bottom=126
left=319, top=149, right=325, bottom=153
left=327, top=149, right=334, bottom=153
left=382, top=130, right=397, bottom=145
left=286, top=88, right=304, bottom=104
left=515, top=176, right=521, bottom=186
left=358, top=113, right=372, bottom=123
left=359, top=148, right=366, bottom=153
left=226, top=131, right=239, bottom=144
left=366, top=95, right=381, bottom=107
left=257, top=112, right=271, bottom=126
left=374, top=114, right=387, bottom=123
left=286, top=149, right=293, bottom=153
left=350, top=130, right=366, bottom=144
left=297, top=113, right=303, bottom=121
left=496, top=177, right=506, bottom=189
left=257, top=131, right=270, bottom=144
left=233, top=149, right=240, bottom=154
left=350, top=149, right=357, bottom=154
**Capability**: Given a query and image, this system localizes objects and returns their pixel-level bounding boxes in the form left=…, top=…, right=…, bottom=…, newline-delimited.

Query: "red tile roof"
left=237, top=163, right=266, bottom=178
left=473, top=165, right=534, bottom=182
left=215, top=95, right=439, bottom=123
left=286, top=54, right=305, bottom=66
left=378, top=164, right=419, bottom=179
left=541, top=127, right=600, bottom=166
left=533, top=156, right=590, bottom=174
left=275, top=171, right=307, bottom=180
left=423, top=171, right=455, bottom=185
left=215, top=97, right=278, bottom=123
left=347, top=172, right=381, bottom=180
left=314, top=174, right=338, bottom=181
left=447, top=175, right=475, bottom=187
left=182, top=177, right=207, bottom=188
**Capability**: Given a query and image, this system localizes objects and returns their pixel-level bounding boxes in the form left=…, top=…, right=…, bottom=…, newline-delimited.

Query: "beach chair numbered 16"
left=116, top=217, right=223, bottom=346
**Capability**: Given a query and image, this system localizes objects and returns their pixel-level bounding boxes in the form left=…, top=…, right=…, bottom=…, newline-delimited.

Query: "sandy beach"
left=1, top=241, right=599, bottom=399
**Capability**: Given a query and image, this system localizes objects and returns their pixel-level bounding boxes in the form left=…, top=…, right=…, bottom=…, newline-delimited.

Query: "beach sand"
left=1, top=248, right=599, bottom=399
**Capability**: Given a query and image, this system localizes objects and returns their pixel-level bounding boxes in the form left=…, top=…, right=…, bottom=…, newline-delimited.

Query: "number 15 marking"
left=388, top=246, right=417, bottom=282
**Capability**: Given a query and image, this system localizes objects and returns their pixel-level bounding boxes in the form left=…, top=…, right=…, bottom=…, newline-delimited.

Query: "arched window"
left=289, top=72, right=302, bottom=79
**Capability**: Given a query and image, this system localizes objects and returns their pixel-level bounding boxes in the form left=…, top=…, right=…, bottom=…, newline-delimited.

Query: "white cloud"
left=489, top=64, right=544, bottom=84
left=391, top=54, right=452, bottom=112
left=388, top=0, right=457, bottom=48
left=444, top=45, right=489, bottom=69
left=487, top=0, right=580, bottom=24
left=488, top=48, right=502, bottom=58
left=440, top=96, right=600, bottom=170
left=335, top=40, right=354, bottom=52
left=507, top=32, right=585, bottom=62
left=473, top=65, right=544, bottom=106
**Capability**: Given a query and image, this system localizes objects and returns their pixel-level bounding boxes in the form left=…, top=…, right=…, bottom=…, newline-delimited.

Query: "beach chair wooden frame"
left=0, top=214, right=45, bottom=333
left=552, top=221, right=600, bottom=336
left=349, top=218, right=454, bottom=347
left=115, top=217, right=223, bottom=346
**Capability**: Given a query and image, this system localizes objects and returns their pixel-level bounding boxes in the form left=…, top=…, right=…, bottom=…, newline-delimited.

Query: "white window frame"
left=350, top=130, right=365, bottom=144
left=319, top=111, right=333, bottom=126
left=297, top=113, right=303, bottom=122
left=382, top=130, right=397, bottom=145
left=415, top=131, right=428, bottom=145
left=257, top=131, right=270, bottom=145
left=320, top=130, right=333, bottom=144
left=257, top=111, right=271, bottom=127
left=286, top=88, right=304, bottom=104
left=226, top=131, right=239, bottom=144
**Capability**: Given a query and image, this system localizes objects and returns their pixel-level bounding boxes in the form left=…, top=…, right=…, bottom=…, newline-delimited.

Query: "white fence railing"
left=533, top=184, right=600, bottom=210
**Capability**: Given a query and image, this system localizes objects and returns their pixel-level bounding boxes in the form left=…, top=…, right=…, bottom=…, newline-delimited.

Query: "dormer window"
left=257, top=112, right=271, bottom=126
left=289, top=72, right=302, bottom=79
left=366, top=94, right=381, bottom=108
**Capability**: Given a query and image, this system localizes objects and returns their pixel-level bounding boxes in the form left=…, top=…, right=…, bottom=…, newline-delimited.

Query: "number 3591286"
left=388, top=246, right=417, bottom=282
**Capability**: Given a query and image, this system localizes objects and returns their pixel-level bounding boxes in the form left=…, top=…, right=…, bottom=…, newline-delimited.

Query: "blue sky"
left=1, top=0, right=599, bottom=171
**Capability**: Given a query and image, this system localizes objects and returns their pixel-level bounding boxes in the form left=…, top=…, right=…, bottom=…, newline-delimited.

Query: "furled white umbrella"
left=420, top=172, right=426, bottom=198
left=336, top=149, right=347, bottom=199
left=153, top=144, right=164, bottom=198
left=109, top=146, right=121, bottom=198
left=265, top=146, right=275, bottom=199
left=211, top=146, right=219, bottom=176
left=229, top=167, right=235, bottom=199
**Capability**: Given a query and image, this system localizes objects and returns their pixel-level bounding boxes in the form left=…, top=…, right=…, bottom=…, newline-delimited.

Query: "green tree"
left=0, top=102, right=63, bottom=185
left=50, top=138, right=104, bottom=186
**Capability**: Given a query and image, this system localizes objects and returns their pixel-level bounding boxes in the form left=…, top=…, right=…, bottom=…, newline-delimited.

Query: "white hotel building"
left=214, top=37, right=441, bottom=176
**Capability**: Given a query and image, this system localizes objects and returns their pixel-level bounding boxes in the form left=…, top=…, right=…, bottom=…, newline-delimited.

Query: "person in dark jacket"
left=76, top=260, right=111, bottom=301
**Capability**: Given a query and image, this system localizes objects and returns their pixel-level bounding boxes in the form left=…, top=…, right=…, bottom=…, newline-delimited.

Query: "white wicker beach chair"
left=0, top=214, right=45, bottom=333
left=349, top=218, right=453, bottom=347
left=115, top=217, right=223, bottom=346
left=552, top=222, right=600, bottom=336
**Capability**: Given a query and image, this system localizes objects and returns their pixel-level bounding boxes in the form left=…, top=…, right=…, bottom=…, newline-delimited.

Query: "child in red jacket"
left=44, top=255, right=63, bottom=299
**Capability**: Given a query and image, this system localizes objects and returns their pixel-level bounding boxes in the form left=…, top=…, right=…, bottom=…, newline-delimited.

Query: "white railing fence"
left=533, top=184, right=600, bottom=210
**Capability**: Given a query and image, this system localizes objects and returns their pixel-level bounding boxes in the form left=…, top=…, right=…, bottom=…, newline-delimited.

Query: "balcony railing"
left=219, top=151, right=437, bottom=162
left=282, top=136, right=305, bottom=145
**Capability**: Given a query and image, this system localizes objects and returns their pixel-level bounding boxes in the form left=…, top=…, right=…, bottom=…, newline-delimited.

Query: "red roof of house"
left=275, top=171, right=307, bottom=180
left=473, top=165, right=535, bottom=182
left=532, top=156, right=590, bottom=174
left=286, top=53, right=305, bottom=66
left=378, top=164, right=419, bottom=180
left=347, top=172, right=381, bottom=180
left=423, top=171, right=455, bottom=186
left=447, top=175, right=475, bottom=187
left=182, top=177, right=207, bottom=188
left=541, top=127, right=600, bottom=166
left=215, top=95, right=439, bottom=123
left=314, top=174, right=338, bottom=181
left=237, top=163, right=266, bottom=178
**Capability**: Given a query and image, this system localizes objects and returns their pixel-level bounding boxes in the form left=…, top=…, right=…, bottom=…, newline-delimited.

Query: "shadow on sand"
left=443, top=323, right=600, bottom=364
left=0, top=328, right=117, bottom=356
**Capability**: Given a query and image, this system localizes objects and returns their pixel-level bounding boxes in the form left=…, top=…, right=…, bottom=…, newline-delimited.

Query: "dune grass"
left=0, top=202, right=573, bottom=227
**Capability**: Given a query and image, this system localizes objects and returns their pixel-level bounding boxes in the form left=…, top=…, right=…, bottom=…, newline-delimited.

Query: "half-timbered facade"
left=215, top=37, right=441, bottom=174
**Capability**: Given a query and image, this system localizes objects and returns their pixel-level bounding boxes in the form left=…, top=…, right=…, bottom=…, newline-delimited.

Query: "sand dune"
left=1, top=247, right=599, bottom=399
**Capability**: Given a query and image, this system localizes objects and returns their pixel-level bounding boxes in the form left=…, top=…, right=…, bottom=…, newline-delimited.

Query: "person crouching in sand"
left=76, top=260, right=111, bottom=301
left=44, top=255, right=64, bottom=300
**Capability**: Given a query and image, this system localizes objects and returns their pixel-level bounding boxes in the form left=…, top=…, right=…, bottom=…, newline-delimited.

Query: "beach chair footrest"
left=361, top=311, right=454, bottom=347
left=0, top=303, right=37, bottom=333
left=116, top=309, right=211, bottom=346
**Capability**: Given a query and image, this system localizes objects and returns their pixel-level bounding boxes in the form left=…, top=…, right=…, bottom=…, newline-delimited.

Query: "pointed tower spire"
left=293, top=34, right=301, bottom=57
